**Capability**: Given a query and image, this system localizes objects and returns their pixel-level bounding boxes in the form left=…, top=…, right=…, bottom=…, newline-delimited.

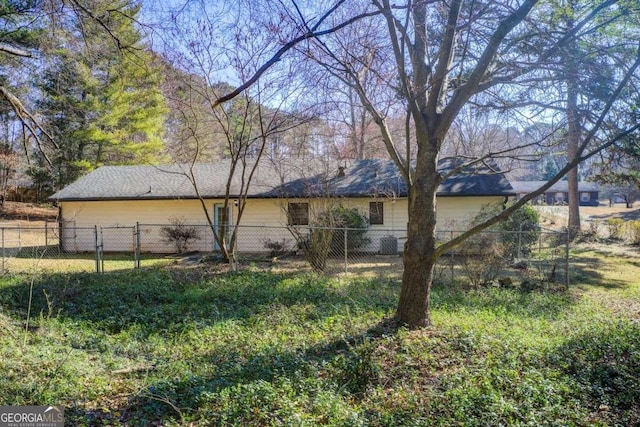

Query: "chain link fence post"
left=450, top=230, right=455, bottom=282
left=100, top=227, right=105, bottom=273
left=564, top=226, right=570, bottom=288
left=1, top=227, right=5, bottom=274
left=135, top=222, right=141, bottom=269
left=94, top=225, right=100, bottom=273
left=344, top=227, right=348, bottom=274
left=518, top=222, right=523, bottom=259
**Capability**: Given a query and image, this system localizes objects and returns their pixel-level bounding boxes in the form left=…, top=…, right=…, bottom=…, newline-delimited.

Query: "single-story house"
left=510, top=180, right=600, bottom=206
left=48, top=158, right=515, bottom=253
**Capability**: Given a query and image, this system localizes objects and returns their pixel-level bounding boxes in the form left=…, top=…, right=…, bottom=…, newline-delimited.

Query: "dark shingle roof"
left=49, top=158, right=514, bottom=201
left=263, top=158, right=514, bottom=198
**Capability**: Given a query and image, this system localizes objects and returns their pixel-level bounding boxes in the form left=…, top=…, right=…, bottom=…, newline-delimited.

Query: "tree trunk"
left=564, top=2, right=581, bottom=239
left=566, top=61, right=581, bottom=237
left=395, top=150, right=439, bottom=327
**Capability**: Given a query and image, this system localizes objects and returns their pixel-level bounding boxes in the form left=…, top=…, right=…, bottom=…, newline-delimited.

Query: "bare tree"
left=157, top=0, right=640, bottom=327
left=157, top=2, right=317, bottom=267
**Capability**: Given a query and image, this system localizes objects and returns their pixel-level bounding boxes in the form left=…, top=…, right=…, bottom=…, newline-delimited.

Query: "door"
left=213, top=204, right=232, bottom=251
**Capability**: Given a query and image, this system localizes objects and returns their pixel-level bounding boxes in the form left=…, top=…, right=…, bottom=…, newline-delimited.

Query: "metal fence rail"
left=0, top=222, right=571, bottom=287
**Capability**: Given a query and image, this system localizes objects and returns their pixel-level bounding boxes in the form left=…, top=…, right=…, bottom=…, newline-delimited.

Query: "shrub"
left=160, top=216, right=201, bottom=253
left=606, top=218, right=625, bottom=240
left=262, top=238, right=294, bottom=257
left=578, top=220, right=601, bottom=243
left=455, top=203, right=541, bottom=287
left=300, top=227, right=334, bottom=271
left=328, top=206, right=370, bottom=254
left=627, top=220, right=640, bottom=245
left=293, top=205, right=370, bottom=271
left=458, top=232, right=505, bottom=287
left=498, top=202, right=540, bottom=258
left=470, top=202, right=541, bottom=259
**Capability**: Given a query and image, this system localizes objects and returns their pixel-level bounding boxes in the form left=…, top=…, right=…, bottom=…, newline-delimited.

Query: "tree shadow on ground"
left=0, top=254, right=601, bottom=339
left=546, top=320, right=640, bottom=426
left=78, top=318, right=399, bottom=425
left=570, top=249, right=636, bottom=290
left=0, top=267, right=399, bottom=336
left=92, top=303, right=640, bottom=426
left=589, top=208, right=640, bottom=221
left=2, top=258, right=635, bottom=425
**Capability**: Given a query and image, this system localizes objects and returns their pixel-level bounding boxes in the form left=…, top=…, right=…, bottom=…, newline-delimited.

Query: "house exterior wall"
left=58, top=195, right=505, bottom=253
left=541, top=191, right=600, bottom=206
left=579, top=191, right=600, bottom=206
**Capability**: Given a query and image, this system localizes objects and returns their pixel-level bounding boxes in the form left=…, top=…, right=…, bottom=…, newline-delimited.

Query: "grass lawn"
left=0, top=244, right=638, bottom=426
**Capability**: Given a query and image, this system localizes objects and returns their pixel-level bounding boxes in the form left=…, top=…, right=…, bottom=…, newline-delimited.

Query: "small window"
left=288, top=203, right=309, bottom=225
left=369, top=202, right=384, bottom=225
left=580, top=192, right=590, bottom=202
left=555, top=192, right=564, bottom=203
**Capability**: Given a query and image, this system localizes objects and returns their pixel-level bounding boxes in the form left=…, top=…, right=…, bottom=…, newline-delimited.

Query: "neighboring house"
left=49, top=158, right=515, bottom=253
left=510, top=181, right=600, bottom=206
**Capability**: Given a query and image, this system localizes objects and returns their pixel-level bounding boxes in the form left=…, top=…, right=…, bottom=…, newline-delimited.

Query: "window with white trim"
left=369, top=202, right=384, bottom=225
left=288, top=203, right=309, bottom=225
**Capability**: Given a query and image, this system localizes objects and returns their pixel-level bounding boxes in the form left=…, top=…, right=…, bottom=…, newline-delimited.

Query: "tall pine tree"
left=38, top=0, right=166, bottom=187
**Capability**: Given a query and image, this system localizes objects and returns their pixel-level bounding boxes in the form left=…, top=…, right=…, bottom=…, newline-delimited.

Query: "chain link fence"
left=435, top=227, right=570, bottom=289
left=0, top=222, right=571, bottom=287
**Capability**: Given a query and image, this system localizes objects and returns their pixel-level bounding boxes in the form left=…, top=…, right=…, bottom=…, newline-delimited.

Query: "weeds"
left=606, top=218, right=625, bottom=240
left=628, top=221, right=640, bottom=245
left=0, top=251, right=638, bottom=425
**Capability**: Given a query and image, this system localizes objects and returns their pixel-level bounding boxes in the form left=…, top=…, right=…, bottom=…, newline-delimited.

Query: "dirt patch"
left=536, top=204, right=640, bottom=231
left=0, top=201, right=57, bottom=222
left=582, top=204, right=640, bottom=222
left=575, top=240, right=640, bottom=259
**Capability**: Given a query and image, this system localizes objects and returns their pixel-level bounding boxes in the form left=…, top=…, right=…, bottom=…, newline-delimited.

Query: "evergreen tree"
left=542, top=158, right=559, bottom=181
left=38, top=0, right=166, bottom=187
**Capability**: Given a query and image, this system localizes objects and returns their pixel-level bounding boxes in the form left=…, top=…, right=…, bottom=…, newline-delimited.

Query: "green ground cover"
left=0, top=246, right=638, bottom=426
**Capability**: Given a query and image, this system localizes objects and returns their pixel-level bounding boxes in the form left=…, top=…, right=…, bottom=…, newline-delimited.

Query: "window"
left=288, top=203, right=309, bottom=225
left=580, top=192, right=590, bottom=202
left=555, top=192, right=564, bottom=203
left=369, top=202, right=384, bottom=225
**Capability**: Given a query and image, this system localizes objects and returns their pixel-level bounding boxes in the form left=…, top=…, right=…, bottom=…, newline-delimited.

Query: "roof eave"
left=51, top=192, right=514, bottom=202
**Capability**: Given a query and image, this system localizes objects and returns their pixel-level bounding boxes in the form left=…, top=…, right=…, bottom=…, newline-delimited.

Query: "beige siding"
left=59, top=195, right=505, bottom=253
left=437, top=196, right=504, bottom=229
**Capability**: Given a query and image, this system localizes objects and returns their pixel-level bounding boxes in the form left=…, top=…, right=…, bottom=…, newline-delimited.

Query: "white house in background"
left=48, top=158, right=515, bottom=253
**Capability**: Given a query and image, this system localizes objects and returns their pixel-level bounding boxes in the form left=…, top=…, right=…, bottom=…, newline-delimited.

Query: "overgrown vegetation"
left=0, top=248, right=638, bottom=425
left=328, top=206, right=370, bottom=255
left=294, top=206, right=370, bottom=271
left=498, top=202, right=541, bottom=258
left=456, top=203, right=545, bottom=287
left=605, top=218, right=640, bottom=245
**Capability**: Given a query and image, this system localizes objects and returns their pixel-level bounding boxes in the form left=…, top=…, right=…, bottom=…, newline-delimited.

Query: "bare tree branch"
left=442, top=0, right=539, bottom=131
left=213, top=5, right=382, bottom=108
left=426, top=0, right=463, bottom=117
left=436, top=41, right=640, bottom=257
left=0, top=42, right=32, bottom=57
left=0, top=86, right=57, bottom=167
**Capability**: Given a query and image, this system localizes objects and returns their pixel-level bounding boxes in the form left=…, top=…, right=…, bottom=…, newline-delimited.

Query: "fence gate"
left=95, top=226, right=137, bottom=272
